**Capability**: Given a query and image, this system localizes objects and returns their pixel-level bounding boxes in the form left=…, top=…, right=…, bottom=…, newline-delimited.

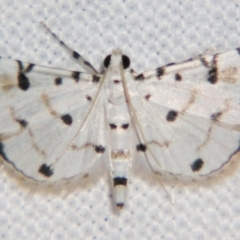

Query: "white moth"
left=0, top=26, right=239, bottom=209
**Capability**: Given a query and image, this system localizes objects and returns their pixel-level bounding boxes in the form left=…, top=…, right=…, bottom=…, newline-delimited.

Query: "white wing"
left=0, top=58, right=107, bottom=182
left=134, top=48, right=240, bottom=177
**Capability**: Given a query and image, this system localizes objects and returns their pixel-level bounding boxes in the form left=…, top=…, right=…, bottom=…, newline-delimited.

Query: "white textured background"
left=0, top=0, right=240, bottom=239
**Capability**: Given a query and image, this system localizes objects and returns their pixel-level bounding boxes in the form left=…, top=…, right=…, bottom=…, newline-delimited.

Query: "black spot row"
left=109, top=123, right=129, bottom=129
left=60, top=72, right=100, bottom=84
left=135, top=66, right=166, bottom=81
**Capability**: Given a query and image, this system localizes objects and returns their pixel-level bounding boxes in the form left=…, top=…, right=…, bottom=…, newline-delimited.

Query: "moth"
left=0, top=25, right=239, bottom=209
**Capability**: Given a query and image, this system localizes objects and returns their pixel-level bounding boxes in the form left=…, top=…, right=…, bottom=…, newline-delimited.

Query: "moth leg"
left=40, top=22, right=98, bottom=75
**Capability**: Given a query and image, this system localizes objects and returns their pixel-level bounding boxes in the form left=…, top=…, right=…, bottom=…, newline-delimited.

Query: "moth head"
left=103, top=49, right=130, bottom=69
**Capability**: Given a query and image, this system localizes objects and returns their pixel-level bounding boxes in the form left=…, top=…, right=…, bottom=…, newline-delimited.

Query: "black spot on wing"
left=61, top=114, right=73, bottom=125
left=191, top=158, right=204, bottom=172
left=156, top=67, right=165, bottom=78
left=166, top=110, right=178, bottom=122
left=38, top=164, right=54, bottom=177
left=16, top=119, right=28, bottom=128
left=86, top=95, right=92, bottom=101
left=55, top=77, right=62, bottom=85
left=18, top=73, right=30, bottom=91
left=121, top=124, right=129, bottom=129
left=145, top=94, right=151, bottom=100
left=166, top=62, right=175, bottom=66
left=109, top=123, right=117, bottom=129
left=136, top=143, right=147, bottom=152
left=113, top=80, right=121, bottom=84
left=208, top=66, right=218, bottom=84
left=113, top=177, right=128, bottom=186
left=72, top=71, right=80, bottom=81
left=84, top=60, right=93, bottom=68
left=200, top=58, right=209, bottom=67
left=211, top=112, right=222, bottom=121
left=94, top=145, right=105, bottom=153
left=135, top=73, right=144, bottom=81
left=0, top=141, right=9, bottom=162
left=17, top=61, right=34, bottom=91
left=175, top=73, right=182, bottom=81
left=72, top=51, right=80, bottom=59
left=92, top=75, right=100, bottom=83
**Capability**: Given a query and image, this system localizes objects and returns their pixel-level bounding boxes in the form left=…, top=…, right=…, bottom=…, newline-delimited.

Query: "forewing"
left=134, top=48, right=240, bottom=177
left=0, top=58, right=106, bottom=182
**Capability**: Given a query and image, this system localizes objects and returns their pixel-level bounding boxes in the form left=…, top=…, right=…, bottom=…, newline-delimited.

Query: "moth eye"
left=103, top=55, right=111, bottom=68
left=122, top=55, right=130, bottom=69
